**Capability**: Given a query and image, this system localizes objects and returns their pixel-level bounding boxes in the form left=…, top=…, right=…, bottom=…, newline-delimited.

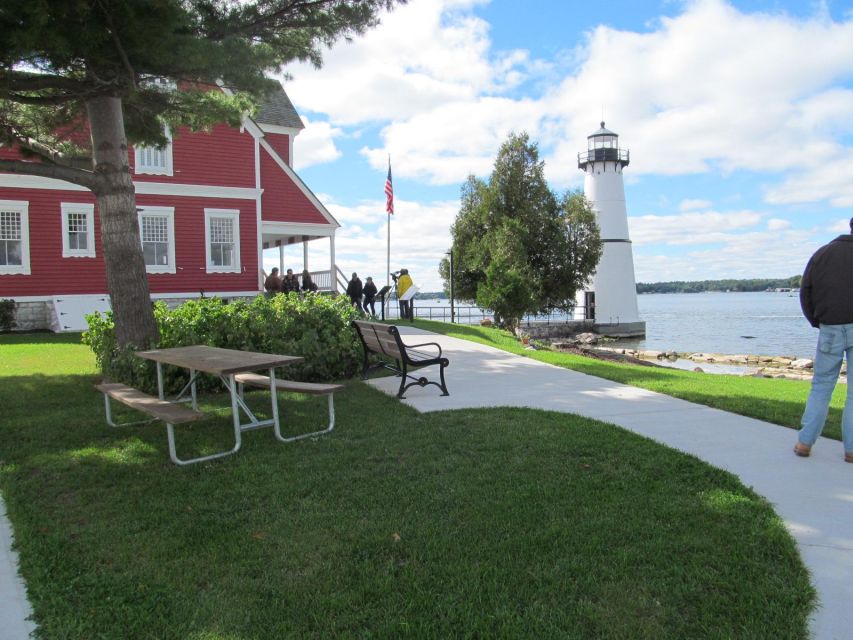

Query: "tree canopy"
left=0, top=0, right=401, bottom=346
left=440, top=132, right=602, bottom=330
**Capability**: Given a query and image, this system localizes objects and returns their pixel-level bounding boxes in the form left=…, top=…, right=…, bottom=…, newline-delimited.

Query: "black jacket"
left=346, top=278, right=363, bottom=300
left=363, top=281, right=378, bottom=301
left=800, top=235, right=853, bottom=327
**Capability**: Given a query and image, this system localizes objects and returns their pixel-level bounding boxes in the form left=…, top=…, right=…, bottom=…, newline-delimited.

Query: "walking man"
left=796, top=217, right=853, bottom=462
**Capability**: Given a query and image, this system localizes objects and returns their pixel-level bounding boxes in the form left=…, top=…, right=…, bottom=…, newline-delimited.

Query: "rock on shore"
left=551, top=340, right=847, bottom=382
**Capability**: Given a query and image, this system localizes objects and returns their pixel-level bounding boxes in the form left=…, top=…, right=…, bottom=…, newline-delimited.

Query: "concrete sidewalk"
left=1, top=498, right=36, bottom=639
left=365, top=326, right=853, bottom=640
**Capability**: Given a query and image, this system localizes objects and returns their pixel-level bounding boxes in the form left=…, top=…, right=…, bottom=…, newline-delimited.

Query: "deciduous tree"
left=440, top=132, right=601, bottom=330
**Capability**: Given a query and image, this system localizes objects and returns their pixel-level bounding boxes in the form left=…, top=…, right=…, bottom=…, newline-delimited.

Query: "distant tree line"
left=637, top=276, right=802, bottom=294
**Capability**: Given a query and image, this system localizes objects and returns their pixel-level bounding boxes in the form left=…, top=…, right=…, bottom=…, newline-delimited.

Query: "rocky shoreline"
left=550, top=333, right=846, bottom=381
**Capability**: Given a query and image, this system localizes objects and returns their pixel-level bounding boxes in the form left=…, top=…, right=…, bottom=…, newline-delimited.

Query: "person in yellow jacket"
left=396, top=268, right=414, bottom=320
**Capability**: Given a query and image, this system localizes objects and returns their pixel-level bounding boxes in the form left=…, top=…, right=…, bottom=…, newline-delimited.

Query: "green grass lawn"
left=409, top=319, right=845, bottom=442
left=0, top=333, right=814, bottom=639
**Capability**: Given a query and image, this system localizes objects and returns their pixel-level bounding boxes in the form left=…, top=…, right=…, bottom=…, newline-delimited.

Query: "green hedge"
left=83, top=294, right=363, bottom=394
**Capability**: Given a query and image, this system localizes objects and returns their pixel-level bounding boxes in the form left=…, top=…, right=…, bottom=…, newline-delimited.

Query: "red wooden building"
left=0, top=84, right=340, bottom=331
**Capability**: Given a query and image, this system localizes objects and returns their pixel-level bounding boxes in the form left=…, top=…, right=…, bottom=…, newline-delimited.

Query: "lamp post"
left=446, top=249, right=455, bottom=323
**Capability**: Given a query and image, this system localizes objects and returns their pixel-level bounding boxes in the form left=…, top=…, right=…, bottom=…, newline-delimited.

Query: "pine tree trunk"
left=87, top=96, right=159, bottom=348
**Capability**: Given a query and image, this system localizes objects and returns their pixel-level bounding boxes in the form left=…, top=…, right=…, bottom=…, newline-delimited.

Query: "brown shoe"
left=845, top=452, right=853, bottom=463
left=793, top=442, right=811, bottom=457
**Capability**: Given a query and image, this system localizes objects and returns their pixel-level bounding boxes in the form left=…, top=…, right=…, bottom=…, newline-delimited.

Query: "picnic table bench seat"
left=233, top=373, right=343, bottom=441
left=96, top=381, right=215, bottom=466
left=352, top=320, right=450, bottom=399
left=96, top=382, right=204, bottom=425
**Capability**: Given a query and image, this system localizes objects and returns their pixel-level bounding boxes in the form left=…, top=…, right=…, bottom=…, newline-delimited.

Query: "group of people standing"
left=346, top=268, right=414, bottom=319
left=263, top=268, right=318, bottom=295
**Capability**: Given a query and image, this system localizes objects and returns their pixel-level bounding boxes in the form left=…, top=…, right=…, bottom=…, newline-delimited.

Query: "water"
left=409, top=291, right=817, bottom=359
left=623, top=291, right=814, bottom=359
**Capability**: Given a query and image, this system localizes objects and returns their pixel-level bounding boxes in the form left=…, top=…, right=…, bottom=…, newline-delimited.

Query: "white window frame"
left=0, top=200, right=30, bottom=275
left=134, top=130, right=173, bottom=176
left=137, top=206, right=176, bottom=274
left=204, top=208, right=241, bottom=273
left=61, top=202, right=96, bottom=258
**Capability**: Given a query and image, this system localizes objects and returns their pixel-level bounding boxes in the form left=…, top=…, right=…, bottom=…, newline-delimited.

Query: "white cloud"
left=546, top=0, right=853, bottom=187
left=634, top=226, right=816, bottom=281
left=829, top=217, right=852, bottom=233
left=679, top=199, right=712, bottom=211
left=273, top=198, right=459, bottom=291
left=767, top=218, right=791, bottom=231
left=282, top=0, right=528, bottom=126
left=764, top=148, right=853, bottom=207
left=286, top=0, right=853, bottom=206
left=629, top=210, right=765, bottom=246
left=292, top=118, right=343, bottom=170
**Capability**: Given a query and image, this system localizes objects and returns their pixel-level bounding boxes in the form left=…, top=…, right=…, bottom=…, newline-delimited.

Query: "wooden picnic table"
left=134, top=345, right=304, bottom=465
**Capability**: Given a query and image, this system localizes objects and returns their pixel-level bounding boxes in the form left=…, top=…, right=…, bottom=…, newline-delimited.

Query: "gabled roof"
left=256, top=86, right=304, bottom=130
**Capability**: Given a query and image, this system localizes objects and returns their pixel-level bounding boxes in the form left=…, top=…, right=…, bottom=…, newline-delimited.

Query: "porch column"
left=303, top=239, right=309, bottom=270
left=329, top=234, right=337, bottom=293
left=278, top=244, right=284, bottom=274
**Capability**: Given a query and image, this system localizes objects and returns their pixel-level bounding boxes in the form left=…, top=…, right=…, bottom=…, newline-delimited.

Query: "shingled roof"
left=255, top=85, right=304, bottom=130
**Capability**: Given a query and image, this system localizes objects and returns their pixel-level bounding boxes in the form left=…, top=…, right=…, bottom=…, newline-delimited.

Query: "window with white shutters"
left=204, top=209, right=240, bottom=273
left=0, top=201, right=30, bottom=275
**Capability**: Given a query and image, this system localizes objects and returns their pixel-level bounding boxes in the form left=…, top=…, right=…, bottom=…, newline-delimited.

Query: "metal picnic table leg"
left=163, top=366, right=243, bottom=466
left=156, top=362, right=165, bottom=400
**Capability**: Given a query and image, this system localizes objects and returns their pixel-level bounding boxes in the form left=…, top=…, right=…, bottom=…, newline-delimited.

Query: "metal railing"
left=389, top=304, right=588, bottom=326
left=577, top=148, right=629, bottom=166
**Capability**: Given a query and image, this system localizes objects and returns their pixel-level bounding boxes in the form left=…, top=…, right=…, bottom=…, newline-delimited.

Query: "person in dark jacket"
left=795, top=217, right=853, bottom=463
left=301, top=269, right=318, bottom=292
left=346, top=273, right=363, bottom=312
left=281, top=268, right=299, bottom=293
left=264, top=268, right=282, bottom=296
left=362, top=276, right=378, bottom=316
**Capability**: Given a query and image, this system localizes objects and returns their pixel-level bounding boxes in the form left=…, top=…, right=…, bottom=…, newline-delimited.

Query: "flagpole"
left=386, top=155, right=391, bottom=290
left=386, top=209, right=390, bottom=289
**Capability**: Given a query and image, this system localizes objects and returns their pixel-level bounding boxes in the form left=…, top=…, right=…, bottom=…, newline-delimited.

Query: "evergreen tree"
left=441, top=132, right=601, bottom=330
left=0, top=0, right=400, bottom=346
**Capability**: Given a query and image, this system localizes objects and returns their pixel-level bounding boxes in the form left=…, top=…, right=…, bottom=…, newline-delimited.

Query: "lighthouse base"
left=593, top=321, right=646, bottom=338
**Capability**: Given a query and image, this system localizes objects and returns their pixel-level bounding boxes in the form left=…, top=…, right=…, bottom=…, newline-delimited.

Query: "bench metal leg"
left=438, top=360, right=450, bottom=396
left=274, top=393, right=336, bottom=443
left=397, top=360, right=451, bottom=399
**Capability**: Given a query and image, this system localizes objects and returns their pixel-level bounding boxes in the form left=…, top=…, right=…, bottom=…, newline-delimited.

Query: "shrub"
left=0, top=299, right=16, bottom=332
left=83, top=294, right=363, bottom=394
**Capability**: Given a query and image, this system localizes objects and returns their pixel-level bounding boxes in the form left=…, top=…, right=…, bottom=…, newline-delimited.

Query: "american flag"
left=385, top=162, right=394, bottom=215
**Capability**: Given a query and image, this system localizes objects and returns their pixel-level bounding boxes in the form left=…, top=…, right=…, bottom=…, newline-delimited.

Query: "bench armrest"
left=403, top=341, right=443, bottom=357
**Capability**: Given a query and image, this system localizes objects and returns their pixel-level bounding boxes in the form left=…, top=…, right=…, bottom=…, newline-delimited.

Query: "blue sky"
left=271, top=0, right=853, bottom=291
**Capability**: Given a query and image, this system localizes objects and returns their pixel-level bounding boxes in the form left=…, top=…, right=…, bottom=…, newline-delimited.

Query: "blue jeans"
left=799, top=323, right=853, bottom=453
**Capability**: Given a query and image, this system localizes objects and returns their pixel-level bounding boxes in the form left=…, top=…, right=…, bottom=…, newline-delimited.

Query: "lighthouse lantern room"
left=577, top=122, right=645, bottom=337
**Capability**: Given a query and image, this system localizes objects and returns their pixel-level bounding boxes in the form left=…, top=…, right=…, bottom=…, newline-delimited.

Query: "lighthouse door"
left=584, top=291, right=595, bottom=320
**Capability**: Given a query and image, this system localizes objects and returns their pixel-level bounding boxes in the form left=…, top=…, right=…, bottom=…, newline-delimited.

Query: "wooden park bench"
left=95, top=381, right=206, bottom=464
left=233, top=374, right=344, bottom=441
left=352, top=320, right=450, bottom=399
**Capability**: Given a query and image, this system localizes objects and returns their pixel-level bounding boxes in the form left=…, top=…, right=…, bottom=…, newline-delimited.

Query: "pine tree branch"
left=0, top=158, right=96, bottom=190
left=0, top=72, right=92, bottom=97
left=0, top=123, right=90, bottom=170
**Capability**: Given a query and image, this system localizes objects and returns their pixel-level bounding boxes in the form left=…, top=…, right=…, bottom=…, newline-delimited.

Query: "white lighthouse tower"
left=578, top=122, right=645, bottom=336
